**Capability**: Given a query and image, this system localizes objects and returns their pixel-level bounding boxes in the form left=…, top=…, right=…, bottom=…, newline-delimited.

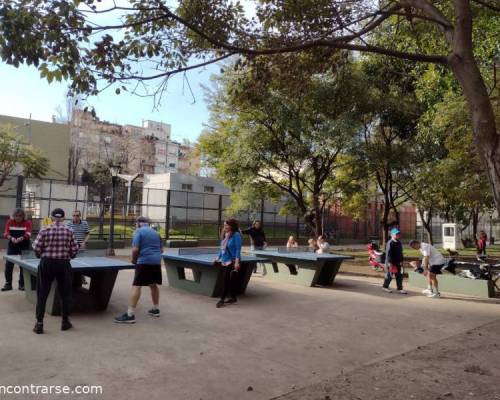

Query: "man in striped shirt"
left=66, top=210, right=90, bottom=249
left=32, top=208, right=79, bottom=334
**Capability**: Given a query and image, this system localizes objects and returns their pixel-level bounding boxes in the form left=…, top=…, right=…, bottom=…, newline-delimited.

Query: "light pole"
left=107, top=163, right=122, bottom=256
left=117, top=173, right=141, bottom=216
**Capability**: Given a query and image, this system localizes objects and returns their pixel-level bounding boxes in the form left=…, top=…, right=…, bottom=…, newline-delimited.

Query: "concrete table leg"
left=22, top=268, right=120, bottom=315
left=164, top=260, right=256, bottom=297
left=314, top=259, right=343, bottom=286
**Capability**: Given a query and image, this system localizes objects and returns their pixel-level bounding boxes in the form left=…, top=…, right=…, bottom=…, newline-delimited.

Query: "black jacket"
left=241, top=227, right=267, bottom=247
left=385, top=239, right=403, bottom=266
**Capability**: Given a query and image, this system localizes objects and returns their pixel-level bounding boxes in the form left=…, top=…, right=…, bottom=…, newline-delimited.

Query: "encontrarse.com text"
left=0, top=385, right=103, bottom=396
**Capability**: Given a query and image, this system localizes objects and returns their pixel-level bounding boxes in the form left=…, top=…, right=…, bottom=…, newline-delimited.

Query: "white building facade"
left=141, top=173, right=230, bottom=224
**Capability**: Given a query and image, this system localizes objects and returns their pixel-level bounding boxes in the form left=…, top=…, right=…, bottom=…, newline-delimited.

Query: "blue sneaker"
left=114, top=313, right=136, bottom=324
left=148, top=308, right=160, bottom=317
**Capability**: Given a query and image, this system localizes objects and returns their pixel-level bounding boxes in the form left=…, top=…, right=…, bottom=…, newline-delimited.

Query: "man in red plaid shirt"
left=32, top=208, right=79, bottom=334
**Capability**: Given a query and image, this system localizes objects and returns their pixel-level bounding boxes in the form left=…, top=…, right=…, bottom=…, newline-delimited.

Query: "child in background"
left=308, top=238, right=319, bottom=253
left=286, top=236, right=298, bottom=248
left=477, top=230, right=487, bottom=260
left=317, top=235, right=331, bottom=254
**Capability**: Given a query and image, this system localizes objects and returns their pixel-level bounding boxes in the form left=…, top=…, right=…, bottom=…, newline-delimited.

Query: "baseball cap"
left=390, top=228, right=400, bottom=235
left=51, top=208, right=65, bottom=218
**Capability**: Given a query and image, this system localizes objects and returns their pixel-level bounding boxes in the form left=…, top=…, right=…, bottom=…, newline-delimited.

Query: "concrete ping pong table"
left=251, top=247, right=353, bottom=287
left=3, top=251, right=135, bottom=315
left=162, top=248, right=267, bottom=297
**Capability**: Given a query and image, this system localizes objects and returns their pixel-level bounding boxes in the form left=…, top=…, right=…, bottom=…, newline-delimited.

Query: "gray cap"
left=136, top=216, right=149, bottom=224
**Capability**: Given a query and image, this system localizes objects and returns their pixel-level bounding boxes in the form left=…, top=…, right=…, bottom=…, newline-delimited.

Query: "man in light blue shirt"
left=114, top=216, right=163, bottom=323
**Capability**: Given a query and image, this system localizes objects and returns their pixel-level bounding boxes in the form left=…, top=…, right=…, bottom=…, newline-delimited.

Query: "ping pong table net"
left=177, top=248, right=220, bottom=256
left=20, top=249, right=108, bottom=259
left=276, top=246, right=315, bottom=253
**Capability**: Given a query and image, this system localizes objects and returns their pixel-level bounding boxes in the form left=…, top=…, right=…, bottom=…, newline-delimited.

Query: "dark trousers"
left=4, top=242, right=25, bottom=287
left=252, top=246, right=265, bottom=272
left=383, top=264, right=403, bottom=290
left=36, top=258, right=72, bottom=322
left=220, top=264, right=239, bottom=300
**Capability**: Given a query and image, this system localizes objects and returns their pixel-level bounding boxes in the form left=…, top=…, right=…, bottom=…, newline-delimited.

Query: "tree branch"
left=157, top=3, right=448, bottom=64
left=471, top=0, right=500, bottom=12
left=399, top=0, right=454, bottom=43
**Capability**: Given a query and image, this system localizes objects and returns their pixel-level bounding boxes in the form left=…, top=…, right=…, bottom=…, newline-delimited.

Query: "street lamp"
left=117, top=173, right=141, bottom=216
left=107, top=163, right=122, bottom=256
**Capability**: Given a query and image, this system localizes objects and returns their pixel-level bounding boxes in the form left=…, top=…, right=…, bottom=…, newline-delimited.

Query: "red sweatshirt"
left=4, top=219, right=32, bottom=241
left=477, top=237, right=487, bottom=252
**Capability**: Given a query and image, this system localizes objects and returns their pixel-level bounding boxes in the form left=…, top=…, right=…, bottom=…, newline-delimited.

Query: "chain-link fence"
left=0, top=176, right=426, bottom=244
left=0, top=176, right=303, bottom=242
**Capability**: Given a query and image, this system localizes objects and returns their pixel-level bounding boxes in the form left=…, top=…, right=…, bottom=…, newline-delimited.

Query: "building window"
left=204, top=186, right=214, bottom=193
left=169, top=163, right=176, bottom=168
left=182, top=184, right=192, bottom=191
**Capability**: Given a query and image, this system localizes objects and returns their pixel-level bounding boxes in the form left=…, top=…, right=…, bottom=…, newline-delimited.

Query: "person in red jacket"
left=477, top=230, right=487, bottom=259
left=2, top=208, right=32, bottom=291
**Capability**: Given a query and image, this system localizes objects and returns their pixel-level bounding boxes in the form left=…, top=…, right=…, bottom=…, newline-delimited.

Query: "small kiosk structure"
left=442, top=223, right=463, bottom=251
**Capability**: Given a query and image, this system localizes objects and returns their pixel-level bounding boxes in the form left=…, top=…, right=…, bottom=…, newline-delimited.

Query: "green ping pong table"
left=3, top=251, right=135, bottom=315
left=251, top=247, right=353, bottom=287
left=162, top=248, right=268, bottom=297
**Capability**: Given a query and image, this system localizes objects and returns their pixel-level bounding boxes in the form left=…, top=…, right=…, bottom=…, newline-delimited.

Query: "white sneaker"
left=397, top=290, right=408, bottom=295
left=422, top=288, right=433, bottom=295
left=427, top=292, right=441, bottom=298
left=383, top=288, right=392, bottom=293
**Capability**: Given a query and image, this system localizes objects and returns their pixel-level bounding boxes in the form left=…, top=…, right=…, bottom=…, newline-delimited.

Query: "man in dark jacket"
left=383, top=228, right=407, bottom=294
left=241, top=220, right=267, bottom=251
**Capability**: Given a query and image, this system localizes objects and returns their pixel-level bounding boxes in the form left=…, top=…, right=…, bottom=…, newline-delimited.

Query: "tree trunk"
left=392, top=206, right=400, bottom=227
left=450, top=59, right=500, bottom=214
left=303, top=212, right=316, bottom=237
left=314, top=205, right=323, bottom=238
left=424, top=223, right=433, bottom=245
left=418, top=208, right=434, bottom=245
left=424, top=212, right=434, bottom=245
left=448, top=2, right=500, bottom=214
left=471, top=206, right=479, bottom=243
left=381, top=200, right=390, bottom=244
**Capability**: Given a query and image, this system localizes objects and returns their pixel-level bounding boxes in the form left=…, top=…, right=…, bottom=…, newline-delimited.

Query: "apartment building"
left=69, top=110, right=126, bottom=180
left=70, top=111, right=191, bottom=177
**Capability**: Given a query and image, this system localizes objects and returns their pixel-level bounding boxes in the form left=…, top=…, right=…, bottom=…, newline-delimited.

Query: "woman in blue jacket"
left=215, top=218, right=242, bottom=308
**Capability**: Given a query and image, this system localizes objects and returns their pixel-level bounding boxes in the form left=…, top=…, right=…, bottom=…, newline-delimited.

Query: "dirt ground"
left=277, top=318, right=500, bottom=400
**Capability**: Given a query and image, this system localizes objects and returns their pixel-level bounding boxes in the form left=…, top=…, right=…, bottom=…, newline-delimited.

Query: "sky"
left=0, top=0, right=249, bottom=142
left=0, top=56, right=219, bottom=143
left=0, top=1, right=258, bottom=142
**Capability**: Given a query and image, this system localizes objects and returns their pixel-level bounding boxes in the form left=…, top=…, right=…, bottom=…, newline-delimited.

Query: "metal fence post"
left=260, top=198, right=264, bottom=225
left=217, top=195, right=223, bottom=237
left=165, top=190, right=171, bottom=240
left=47, top=180, right=53, bottom=216
left=15, top=175, right=24, bottom=208
left=185, top=191, right=189, bottom=239
left=75, top=183, right=79, bottom=211
left=296, top=214, right=300, bottom=240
